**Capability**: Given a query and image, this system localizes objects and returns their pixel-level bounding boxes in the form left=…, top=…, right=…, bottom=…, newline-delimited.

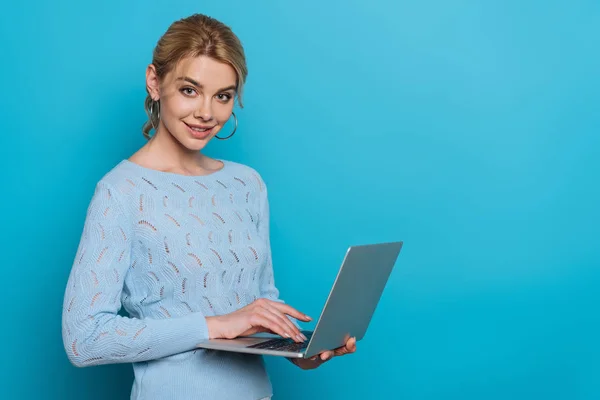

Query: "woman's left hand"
left=290, top=337, right=357, bottom=370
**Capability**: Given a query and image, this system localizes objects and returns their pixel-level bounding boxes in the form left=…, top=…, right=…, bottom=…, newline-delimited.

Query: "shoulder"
left=222, top=159, right=261, bottom=177
left=78, top=162, right=133, bottom=221
left=89, top=160, right=136, bottom=200
left=96, top=161, right=132, bottom=192
left=222, top=159, right=268, bottom=192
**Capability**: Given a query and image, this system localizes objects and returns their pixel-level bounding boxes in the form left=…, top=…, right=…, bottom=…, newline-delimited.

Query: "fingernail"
left=296, top=334, right=303, bottom=342
left=284, top=333, right=290, bottom=338
left=305, top=315, right=312, bottom=320
left=301, top=333, right=308, bottom=341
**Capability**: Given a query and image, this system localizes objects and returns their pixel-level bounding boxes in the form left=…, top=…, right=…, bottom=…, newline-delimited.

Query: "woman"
left=61, top=13, right=356, bottom=400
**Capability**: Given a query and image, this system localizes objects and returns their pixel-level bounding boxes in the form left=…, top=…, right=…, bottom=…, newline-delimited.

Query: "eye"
left=216, top=93, right=233, bottom=102
left=180, top=87, right=197, bottom=96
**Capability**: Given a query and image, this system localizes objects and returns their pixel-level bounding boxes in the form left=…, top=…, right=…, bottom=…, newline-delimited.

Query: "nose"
left=194, top=96, right=213, bottom=121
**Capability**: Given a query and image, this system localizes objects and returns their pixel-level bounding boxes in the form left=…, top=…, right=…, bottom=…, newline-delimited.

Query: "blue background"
left=1, top=0, right=599, bottom=399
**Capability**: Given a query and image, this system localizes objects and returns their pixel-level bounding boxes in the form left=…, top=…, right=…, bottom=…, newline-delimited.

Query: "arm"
left=62, top=182, right=209, bottom=367
left=255, top=179, right=304, bottom=330
left=253, top=177, right=358, bottom=369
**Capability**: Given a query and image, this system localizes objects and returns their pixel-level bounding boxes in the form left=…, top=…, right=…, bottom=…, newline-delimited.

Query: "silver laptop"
left=195, top=241, right=403, bottom=359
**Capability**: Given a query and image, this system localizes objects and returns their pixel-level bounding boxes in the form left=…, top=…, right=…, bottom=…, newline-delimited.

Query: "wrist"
left=206, top=316, right=223, bottom=339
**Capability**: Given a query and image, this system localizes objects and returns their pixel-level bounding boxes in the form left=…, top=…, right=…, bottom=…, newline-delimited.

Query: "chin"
left=170, top=129, right=211, bottom=152
left=182, top=138, right=210, bottom=152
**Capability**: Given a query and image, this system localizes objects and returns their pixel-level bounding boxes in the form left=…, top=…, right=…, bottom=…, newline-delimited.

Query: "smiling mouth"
left=185, top=123, right=216, bottom=132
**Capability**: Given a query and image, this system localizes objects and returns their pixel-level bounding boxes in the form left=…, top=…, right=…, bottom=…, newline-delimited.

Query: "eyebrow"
left=176, top=76, right=237, bottom=92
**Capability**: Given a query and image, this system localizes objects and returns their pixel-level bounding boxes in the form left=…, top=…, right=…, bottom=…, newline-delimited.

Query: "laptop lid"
left=304, top=241, right=403, bottom=358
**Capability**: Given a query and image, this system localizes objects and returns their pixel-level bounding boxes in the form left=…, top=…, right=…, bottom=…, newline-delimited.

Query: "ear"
left=146, top=64, right=160, bottom=100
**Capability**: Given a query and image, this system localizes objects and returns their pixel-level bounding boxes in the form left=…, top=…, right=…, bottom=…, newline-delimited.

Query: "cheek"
left=164, top=95, right=197, bottom=118
left=214, top=103, right=235, bottom=125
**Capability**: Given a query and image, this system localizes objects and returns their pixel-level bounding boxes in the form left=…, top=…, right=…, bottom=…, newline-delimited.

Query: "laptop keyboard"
left=248, top=332, right=312, bottom=353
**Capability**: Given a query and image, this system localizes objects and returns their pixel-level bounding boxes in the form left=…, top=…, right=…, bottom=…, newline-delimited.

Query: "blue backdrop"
left=1, top=0, right=599, bottom=399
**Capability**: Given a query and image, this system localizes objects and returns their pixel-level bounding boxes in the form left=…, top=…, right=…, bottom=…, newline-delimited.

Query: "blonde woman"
left=62, top=13, right=356, bottom=400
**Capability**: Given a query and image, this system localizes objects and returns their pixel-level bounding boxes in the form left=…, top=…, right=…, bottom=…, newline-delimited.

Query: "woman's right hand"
left=206, top=298, right=312, bottom=342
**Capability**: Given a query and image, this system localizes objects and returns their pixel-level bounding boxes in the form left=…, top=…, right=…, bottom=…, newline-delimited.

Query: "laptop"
left=195, top=241, right=403, bottom=359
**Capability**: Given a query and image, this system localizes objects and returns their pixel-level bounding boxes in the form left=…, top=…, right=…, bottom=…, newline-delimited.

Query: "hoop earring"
left=149, top=100, right=160, bottom=131
left=216, top=112, right=237, bottom=140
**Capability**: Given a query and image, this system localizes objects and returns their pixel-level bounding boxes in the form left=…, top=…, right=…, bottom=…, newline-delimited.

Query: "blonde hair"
left=143, top=14, right=248, bottom=139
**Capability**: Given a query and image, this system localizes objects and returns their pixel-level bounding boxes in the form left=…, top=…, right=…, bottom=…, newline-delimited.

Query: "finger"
left=346, top=337, right=357, bottom=352
left=253, top=298, right=310, bottom=325
left=256, top=308, right=300, bottom=341
left=270, top=307, right=305, bottom=341
left=333, top=337, right=357, bottom=356
left=261, top=304, right=304, bottom=336
left=320, top=351, right=334, bottom=361
left=249, top=313, right=292, bottom=341
left=334, top=346, right=349, bottom=356
left=269, top=301, right=312, bottom=322
left=262, top=306, right=304, bottom=342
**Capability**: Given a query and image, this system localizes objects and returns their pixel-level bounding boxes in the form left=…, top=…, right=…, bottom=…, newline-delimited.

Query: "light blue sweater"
left=62, top=159, right=289, bottom=400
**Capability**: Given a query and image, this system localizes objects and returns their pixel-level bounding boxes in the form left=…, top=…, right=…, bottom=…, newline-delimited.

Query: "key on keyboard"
left=248, top=332, right=312, bottom=352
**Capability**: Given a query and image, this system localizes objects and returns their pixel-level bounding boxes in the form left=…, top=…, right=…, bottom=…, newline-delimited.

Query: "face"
left=146, top=55, right=237, bottom=151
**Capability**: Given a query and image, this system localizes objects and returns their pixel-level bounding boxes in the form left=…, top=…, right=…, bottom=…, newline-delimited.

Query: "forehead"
left=169, top=55, right=237, bottom=89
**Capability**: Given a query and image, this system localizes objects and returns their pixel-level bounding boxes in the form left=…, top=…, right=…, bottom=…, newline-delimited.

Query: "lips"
left=184, top=122, right=216, bottom=139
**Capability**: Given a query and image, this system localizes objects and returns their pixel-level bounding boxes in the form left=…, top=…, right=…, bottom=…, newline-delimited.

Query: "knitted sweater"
left=62, top=159, right=288, bottom=400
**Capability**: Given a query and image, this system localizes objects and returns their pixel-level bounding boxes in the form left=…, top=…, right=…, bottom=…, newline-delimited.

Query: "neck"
left=142, top=123, right=209, bottom=173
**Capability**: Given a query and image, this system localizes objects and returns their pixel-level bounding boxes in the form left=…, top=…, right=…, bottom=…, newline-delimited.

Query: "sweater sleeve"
left=256, top=179, right=301, bottom=328
left=62, top=181, right=209, bottom=368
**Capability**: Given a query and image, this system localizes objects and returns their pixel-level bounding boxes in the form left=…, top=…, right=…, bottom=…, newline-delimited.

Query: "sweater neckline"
left=120, top=158, right=229, bottom=179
